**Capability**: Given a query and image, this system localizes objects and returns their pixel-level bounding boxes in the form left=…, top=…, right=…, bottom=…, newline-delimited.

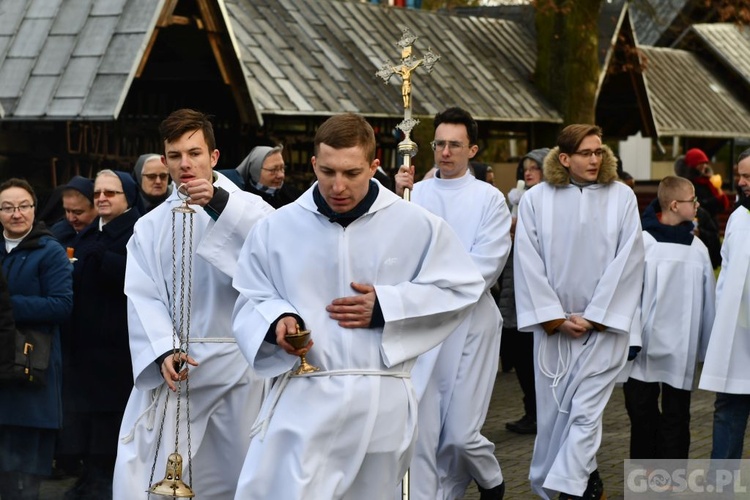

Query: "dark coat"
left=50, top=218, right=77, bottom=247
left=218, top=167, right=301, bottom=209
left=695, top=206, right=722, bottom=269
left=245, top=182, right=301, bottom=209
left=692, top=175, right=730, bottom=219
left=68, top=209, right=139, bottom=411
left=0, top=222, right=73, bottom=429
left=495, top=250, right=516, bottom=329
left=0, top=268, right=15, bottom=372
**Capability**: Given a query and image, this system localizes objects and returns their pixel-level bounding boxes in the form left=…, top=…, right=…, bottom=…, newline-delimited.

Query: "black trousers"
left=502, top=327, right=536, bottom=419
left=623, top=378, right=691, bottom=459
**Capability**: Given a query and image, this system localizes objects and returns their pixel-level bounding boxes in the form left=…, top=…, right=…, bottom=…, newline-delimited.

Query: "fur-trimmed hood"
left=542, top=144, right=619, bottom=187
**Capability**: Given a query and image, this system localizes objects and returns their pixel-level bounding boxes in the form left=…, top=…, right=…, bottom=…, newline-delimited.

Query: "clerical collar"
left=313, top=180, right=379, bottom=227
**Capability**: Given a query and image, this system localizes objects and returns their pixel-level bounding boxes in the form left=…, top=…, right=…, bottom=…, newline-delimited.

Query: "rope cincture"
left=248, top=369, right=411, bottom=441
left=537, top=312, right=590, bottom=414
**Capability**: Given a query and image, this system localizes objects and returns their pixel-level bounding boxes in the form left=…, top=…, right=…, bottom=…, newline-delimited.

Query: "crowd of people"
left=0, top=105, right=747, bottom=500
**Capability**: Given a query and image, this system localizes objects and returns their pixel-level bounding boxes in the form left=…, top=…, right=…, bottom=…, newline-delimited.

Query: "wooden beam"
left=136, top=29, right=159, bottom=78
left=157, top=0, right=179, bottom=27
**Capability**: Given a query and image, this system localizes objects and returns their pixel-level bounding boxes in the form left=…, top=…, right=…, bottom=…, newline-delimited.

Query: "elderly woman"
left=0, top=178, right=73, bottom=499
left=132, top=154, right=172, bottom=213
left=62, top=170, right=140, bottom=499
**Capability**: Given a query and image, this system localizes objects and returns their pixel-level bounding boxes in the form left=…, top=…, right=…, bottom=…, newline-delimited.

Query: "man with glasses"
left=514, top=124, right=644, bottom=500
left=226, top=145, right=301, bottom=209
left=395, top=107, right=511, bottom=500
left=133, top=154, right=172, bottom=213
left=700, top=148, right=750, bottom=460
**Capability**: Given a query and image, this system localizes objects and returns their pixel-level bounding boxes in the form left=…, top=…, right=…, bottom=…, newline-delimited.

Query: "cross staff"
left=376, top=27, right=440, bottom=202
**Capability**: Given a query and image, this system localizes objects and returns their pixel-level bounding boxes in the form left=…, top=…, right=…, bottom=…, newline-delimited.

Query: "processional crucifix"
left=376, top=27, right=440, bottom=201
left=375, top=27, right=440, bottom=500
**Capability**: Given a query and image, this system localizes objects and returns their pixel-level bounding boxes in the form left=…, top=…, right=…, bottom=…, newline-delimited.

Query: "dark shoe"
left=505, top=415, right=536, bottom=434
left=478, top=481, right=505, bottom=500
left=558, top=470, right=605, bottom=500
left=53, top=456, right=84, bottom=480
left=583, top=469, right=605, bottom=500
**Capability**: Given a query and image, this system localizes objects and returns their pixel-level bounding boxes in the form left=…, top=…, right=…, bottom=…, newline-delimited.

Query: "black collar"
left=313, top=181, right=379, bottom=227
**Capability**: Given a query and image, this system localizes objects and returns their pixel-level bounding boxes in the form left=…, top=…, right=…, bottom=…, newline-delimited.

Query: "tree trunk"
left=534, top=0, right=602, bottom=128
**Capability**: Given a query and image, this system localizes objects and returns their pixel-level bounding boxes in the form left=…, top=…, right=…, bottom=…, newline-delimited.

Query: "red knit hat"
left=684, top=148, right=709, bottom=169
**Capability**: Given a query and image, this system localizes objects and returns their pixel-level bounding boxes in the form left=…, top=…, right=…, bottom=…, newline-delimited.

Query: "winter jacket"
left=0, top=222, right=73, bottom=428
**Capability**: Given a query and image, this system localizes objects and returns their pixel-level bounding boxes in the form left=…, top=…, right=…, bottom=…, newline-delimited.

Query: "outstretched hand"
left=326, top=282, right=376, bottom=328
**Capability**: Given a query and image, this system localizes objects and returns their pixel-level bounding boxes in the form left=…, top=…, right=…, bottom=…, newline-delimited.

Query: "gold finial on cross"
left=376, top=27, right=440, bottom=112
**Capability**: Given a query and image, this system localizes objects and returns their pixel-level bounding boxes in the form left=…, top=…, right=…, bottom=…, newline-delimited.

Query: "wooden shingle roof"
left=639, top=45, right=750, bottom=138
left=0, top=0, right=164, bottom=120
left=0, top=0, right=560, bottom=125
left=224, top=0, right=561, bottom=124
left=629, top=0, right=691, bottom=46
left=689, top=23, right=750, bottom=90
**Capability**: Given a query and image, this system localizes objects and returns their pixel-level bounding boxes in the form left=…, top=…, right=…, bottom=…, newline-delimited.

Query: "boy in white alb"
left=624, top=176, right=715, bottom=459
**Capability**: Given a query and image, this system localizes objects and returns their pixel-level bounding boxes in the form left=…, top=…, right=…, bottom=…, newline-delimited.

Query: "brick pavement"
left=39, top=365, right=742, bottom=500
left=464, top=365, right=729, bottom=500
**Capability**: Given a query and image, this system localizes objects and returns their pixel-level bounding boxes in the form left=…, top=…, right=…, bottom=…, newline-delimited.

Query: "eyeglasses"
left=0, top=204, right=34, bottom=215
left=143, top=173, right=170, bottom=181
left=261, top=167, right=285, bottom=174
left=430, top=140, right=467, bottom=152
left=571, top=149, right=604, bottom=159
left=93, top=190, right=124, bottom=198
left=675, top=197, right=699, bottom=205
left=523, top=165, right=541, bottom=173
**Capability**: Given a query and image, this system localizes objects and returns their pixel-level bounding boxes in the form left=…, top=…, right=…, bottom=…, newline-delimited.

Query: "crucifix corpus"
left=376, top=27, right=440, bottom=201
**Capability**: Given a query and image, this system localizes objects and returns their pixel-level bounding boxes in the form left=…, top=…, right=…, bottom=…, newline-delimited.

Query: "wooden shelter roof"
left=0, top=0, right=562, bottom=125
left=0, top=0, right=164, bottom=120
left=639, top=45, right=750, bottom=138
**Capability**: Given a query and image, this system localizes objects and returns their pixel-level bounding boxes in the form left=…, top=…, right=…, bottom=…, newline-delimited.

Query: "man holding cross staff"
left=395, top=107, right=510, bottom=500
left=382, top=28, right=510, bottom=500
